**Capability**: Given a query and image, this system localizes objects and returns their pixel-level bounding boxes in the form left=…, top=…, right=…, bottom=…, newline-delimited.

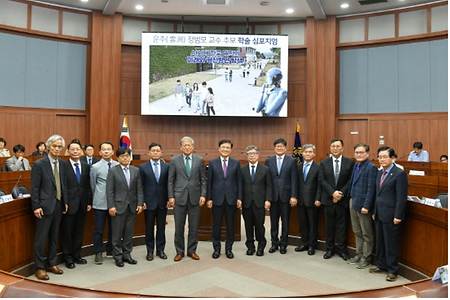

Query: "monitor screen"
left=141, top=32, right=289, bottom=117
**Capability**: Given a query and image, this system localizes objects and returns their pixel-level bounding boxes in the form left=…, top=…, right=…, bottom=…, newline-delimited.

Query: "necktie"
left=380, top=170, right=387, bottom=188
left=251, top=165, right=255, bottom=182
left=124, top=167, right=130, bottom=187
left=108, top=162, right=111, bottom=170
left=21, top=161, right=25, bottom=170
left=88, top=158, right=92, bottom=166
left=74, top=162, right=81, bottom=183
left=154, top=162, right=159, bottom=183
left=277, top=156, right=282, bottom=174
left=303, top=163, right=310, bottom=181
left=54, top=161, right=61, bottom=201
left=354, top=163, right=361, bottom=179
left=223, top=159, right=227, bottom=177
left=334, top=159, right=340, bottom=185
left=185, top=156, right=191, bottom=177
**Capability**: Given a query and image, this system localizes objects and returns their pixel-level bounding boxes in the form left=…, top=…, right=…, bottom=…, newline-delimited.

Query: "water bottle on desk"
left=18, top=191, right=23, bottom=198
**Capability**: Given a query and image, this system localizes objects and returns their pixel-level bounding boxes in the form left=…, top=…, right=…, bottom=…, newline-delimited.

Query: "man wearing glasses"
left=369, top=146, right=408, bottom=282
left=240, top=145, right=272, bottom=256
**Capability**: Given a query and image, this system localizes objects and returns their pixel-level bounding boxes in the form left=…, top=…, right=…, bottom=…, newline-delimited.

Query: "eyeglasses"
left=354, top=151, right=366, bottom=155
left=246, top=152, right=258, bottom=156
left=378, top=156, right=390, bottom=160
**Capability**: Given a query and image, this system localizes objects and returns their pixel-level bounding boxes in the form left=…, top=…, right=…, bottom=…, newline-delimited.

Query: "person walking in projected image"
left=206, top=87, right=216, bottom=116
left=174, top=79, right=184, bottom=111
left=192, top=83, right=201, bottom=113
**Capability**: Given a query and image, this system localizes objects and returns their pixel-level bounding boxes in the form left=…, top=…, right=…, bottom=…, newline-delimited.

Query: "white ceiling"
left=32, top=0, right=444, bottom=22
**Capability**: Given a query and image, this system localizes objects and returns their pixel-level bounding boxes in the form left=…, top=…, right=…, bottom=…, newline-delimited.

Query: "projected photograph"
left=141, top=33, right=289, bottom=117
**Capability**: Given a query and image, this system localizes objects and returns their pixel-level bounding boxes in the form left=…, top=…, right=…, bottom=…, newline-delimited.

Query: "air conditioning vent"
left=358, top=0, right=388, bottom=5
left=199, top=0, right=234, bottom=6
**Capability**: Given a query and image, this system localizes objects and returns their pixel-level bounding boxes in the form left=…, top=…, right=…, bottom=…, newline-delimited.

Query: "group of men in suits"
left=30, top=134, right=407, bottom=283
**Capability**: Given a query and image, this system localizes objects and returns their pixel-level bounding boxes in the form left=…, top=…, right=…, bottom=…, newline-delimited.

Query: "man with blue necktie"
left=139, top=142, right=170, bottom=261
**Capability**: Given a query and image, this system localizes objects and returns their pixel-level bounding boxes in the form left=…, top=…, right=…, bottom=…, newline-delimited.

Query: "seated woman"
left=0, top=137, right=10, bottom=157
left=31, top=141, right=48, bottom=156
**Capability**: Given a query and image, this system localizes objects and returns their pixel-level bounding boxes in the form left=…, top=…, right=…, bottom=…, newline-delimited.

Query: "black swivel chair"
left=0, top=189, right=7, bottom=196
left=1, top=165, right=9, bottom=172
left=435, top=193, right=448, bottom=208
left=11, top=185, right=30, bottom=199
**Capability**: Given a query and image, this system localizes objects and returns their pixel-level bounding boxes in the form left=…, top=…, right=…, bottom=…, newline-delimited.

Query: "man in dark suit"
left=295, top=144, right=322, bottom=256
left=318, top=138, right=354, bottom=261
left=168, top=136, right=207, bottom=262
left=207, top=139, right=243, bottom=259
left=369, top=146, right=408, bottom=282
left=348, top=143, right=377, bottom=269
left=106, top=147, right=144, bottom=267
left=139, top=142, right=169, bottom=261
left=61, top=140, right=91, bottom=269
left=81, top=143, right=100, bottom=166
left=31, top=134, right=68, bottom=280
left=265, top=137, right=298, bottom=254
left=240, top=145, right=272, bottom=256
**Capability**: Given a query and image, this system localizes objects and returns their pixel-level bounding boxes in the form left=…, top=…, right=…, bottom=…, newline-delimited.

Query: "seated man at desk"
left=439, top=155, right=448, bottom=163
left=407, top=142, right=429, bottom=162
left=6, top=144, right=31, bottom=171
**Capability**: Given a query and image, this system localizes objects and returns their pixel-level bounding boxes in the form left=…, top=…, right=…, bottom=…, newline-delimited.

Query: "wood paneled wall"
left=0, top=11, right=447, bottom=162
left=120, top=45, right=308, bottom=160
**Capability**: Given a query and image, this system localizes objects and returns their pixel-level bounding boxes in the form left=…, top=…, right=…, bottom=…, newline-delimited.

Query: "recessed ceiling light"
left=341, top=3, right=349, bottom=9
left=260, top=1, right=270, bottom=6
left=161, top=0, right=169, bottom=3
left=80, top=0, right=88, bottom=3
left=135, top=5, right=143, bottom=10
left=286, top=8, right=293, bottom=14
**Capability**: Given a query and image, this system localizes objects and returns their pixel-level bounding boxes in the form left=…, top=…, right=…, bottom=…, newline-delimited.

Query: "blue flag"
left=293, top=121, right=303, bottom=163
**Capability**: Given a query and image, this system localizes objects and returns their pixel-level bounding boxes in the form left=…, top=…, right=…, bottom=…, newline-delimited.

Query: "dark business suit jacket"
left=318, top=156, right=354, bottom=207
left=106, top=164, right=144, bottom=214
left=264, top=155, right=298, bottom=203
left=297, top=161, right=322, bottom=207
left=207, top=157, right=242, bottom=205
left=64, top=160, right=91, bottom=214
left=373, top=165, right=408, bottom=223
left=140, top=159, right=169, bottom=210
left=80, top=156, right=100, bottom=166
left=31, top=156, right=68, bottom=214
left=241, top=163, right=272, bottom=208
left=350, top=159, right=377, bottom=211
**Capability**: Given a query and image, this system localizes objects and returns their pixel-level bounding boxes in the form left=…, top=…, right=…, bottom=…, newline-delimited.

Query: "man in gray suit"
left=168, top=136, right=207, bottom=262
left=6, top=144, right=31, bottom=171
left=106, top=147, right=144, bottom=267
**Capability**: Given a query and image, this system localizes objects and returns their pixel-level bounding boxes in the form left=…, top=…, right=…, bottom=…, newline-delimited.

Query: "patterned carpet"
left=32, top=215, right=410, bottom=297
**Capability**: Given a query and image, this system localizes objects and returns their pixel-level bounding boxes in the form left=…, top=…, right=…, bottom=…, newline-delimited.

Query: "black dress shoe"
left=323, top=251, right=334, bottom=259
left=280, top=247, right=287, bottom=254
left=308, top=247, right=315, bottom=255
left=156, top=251, right=167, bottom=259
left=65, top=262, right=75, bottom=269
left=338, top=252, right=350, bottom=261
left=268, top=246, right=278, bottom=253
left=123, top=257, right=137, bottom=264
left=146, top=253, right=154, bottom=261
left=212, top=251, right=220, bottom=259
left=75, top=258, right=87, bottom=265
left=256, top=249, right=264, bottom=256
left=226, top=250, right=234, bottom=259
left=246, top=249, right=255, bottom=256
left=116, top=260, right=124, bottom=267
left=295, top=245, right=308, bottom=252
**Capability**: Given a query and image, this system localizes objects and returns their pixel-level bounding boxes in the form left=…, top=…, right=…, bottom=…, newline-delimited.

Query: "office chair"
left=1, top=165, right=9, bottom=172
left=0, top=189, right=7, bottom=196
left=11, top=185, right=30, bottom=199
left=435, top=193, right=448, bottom=208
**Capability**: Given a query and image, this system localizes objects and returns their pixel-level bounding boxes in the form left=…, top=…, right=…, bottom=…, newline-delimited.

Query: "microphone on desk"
left=397, top=153, right=410, bottom=161
left=11, top=174, right=23, bottom=199
left=233, top=151, right=244, bottom=159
